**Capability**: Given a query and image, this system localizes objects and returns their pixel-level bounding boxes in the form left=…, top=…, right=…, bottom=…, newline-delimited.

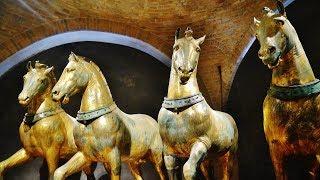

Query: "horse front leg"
left=0, top=148, right=32, bottom=179
left=213, top=151, right=230, bottom=180
left=82, top=162, right=96, bottom=180
left=106, top=147, right=121, bottom=180
left=164, top=154, right=178, bottom=180
left=269, top=144, right=287, bottom=180
left=54, top=151, right=90, bottom=180
left=183, top=141, right=208, bottom=180
left=45, top=147, right=60, bottom=180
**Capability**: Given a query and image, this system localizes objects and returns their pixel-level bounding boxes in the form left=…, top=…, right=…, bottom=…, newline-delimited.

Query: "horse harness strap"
left=23, top=108, right=64, bottom=125
left=162, top=93, right=204, bottom=109
left=76, top=102, right=117, bottom=122
left=268, top=79, right=320, bottom=100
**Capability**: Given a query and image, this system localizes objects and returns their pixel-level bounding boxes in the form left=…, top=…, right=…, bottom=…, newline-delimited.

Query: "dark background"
left=227, top=0, right=320, bottom=179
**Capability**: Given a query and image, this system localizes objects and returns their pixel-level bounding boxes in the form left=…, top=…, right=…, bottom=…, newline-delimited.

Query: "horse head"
left=18, top=61, right=55, bottom=106
left=254, top=1, right=295, bottom=69
left=52, top=52, right=90, bottom=104
left=172, top=27, right=206, bottom=85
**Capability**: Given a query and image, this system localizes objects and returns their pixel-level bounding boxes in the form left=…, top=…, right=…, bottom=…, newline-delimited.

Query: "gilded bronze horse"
left=51, top=53, right=165, bottom=180
left=0, top=62, right=95, bottom=179
left=158, top=27, right=238, bottom=180
left=255, top=1, right=320, bottom=179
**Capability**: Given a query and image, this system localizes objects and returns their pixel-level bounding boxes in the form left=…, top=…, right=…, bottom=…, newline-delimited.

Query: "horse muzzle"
left=180, top=75, right=191, bottom=85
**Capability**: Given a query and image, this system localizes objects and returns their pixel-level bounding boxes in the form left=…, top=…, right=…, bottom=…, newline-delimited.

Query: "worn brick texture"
left=0, top=0, right=281, bottom=109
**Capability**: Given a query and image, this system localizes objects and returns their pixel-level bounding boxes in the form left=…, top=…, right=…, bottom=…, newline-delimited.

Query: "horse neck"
left=271, top=25, right=315, bottom=86
left=80, top=63, right=113, bottom=112
left=167, top=65, right=200, bottom=99
left=27, top=78, right=59, bottom=114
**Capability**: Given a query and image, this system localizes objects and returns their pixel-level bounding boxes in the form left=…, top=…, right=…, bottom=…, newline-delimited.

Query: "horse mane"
left=79, top=56, right=108, bottom=83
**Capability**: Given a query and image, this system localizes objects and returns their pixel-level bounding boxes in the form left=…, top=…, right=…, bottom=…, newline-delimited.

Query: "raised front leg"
left=164, top=155, right=178, bottom=180
left=54, top=151, right=90, bottom=180
left=106, top=148, right=121, bottom=180
left=0, top=148, right=32, bottom=179
left=269, top=144, right=287, bottom=180
left=183, top=141, right=208, bottom=180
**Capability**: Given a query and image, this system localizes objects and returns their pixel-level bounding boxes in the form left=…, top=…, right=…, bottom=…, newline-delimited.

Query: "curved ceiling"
left=0, top=0, right=293, bottom=109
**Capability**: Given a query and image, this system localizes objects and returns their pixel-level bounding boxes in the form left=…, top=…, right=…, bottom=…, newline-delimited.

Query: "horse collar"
left=76, top=102, right=117, bottom=124
left=162, top=93, right=204, bottom=110
left=268, top=79, right=320, bottom=100
left=23, top=107, right=64, bottom=125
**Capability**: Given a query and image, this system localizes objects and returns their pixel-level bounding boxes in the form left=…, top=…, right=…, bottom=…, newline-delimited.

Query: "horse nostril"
left=268, top=46, right=276, bottom=54
left=53, top=90, right=59, bottom=95
left=258, top=51, right=263, bottom=58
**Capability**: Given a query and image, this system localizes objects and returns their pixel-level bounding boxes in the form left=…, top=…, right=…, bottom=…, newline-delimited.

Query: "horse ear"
left=69, top=52, right=79, bottom=62
left=175, top=28, right=181, bottom=41
left=27, top=61, right=33, bottom=71
left=276, top=0, right=286, bottom=16
left=196, top=35, right=206, bottom=45
left=274, top=16, right=286, bottom=26
left=35, top=61, right=48, bottom=69
left=44, top=66, right=54, bottom=75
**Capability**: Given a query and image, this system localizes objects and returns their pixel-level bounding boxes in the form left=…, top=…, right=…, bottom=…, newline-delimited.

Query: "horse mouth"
left=62, top=94, right=70, bottom=104
left=19, top=97, right=30, bottom=106
left=180, top=76, right=190, bottom=85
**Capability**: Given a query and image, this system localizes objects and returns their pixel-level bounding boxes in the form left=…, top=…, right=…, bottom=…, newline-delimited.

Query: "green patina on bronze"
left=268, top=79, right=320, bottom=100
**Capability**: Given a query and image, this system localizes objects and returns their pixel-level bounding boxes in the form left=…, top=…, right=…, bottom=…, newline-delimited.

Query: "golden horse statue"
left=158, top=27, right=238, bottom=180
left=254, top=1, right=320, bottom=179
left=0, top=62, right=95, bottom=179
left=51, top=53, right=165, bottom=180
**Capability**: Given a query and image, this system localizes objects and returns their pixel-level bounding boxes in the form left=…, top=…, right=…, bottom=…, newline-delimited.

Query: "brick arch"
left=0, top=17, right=172, bottom=62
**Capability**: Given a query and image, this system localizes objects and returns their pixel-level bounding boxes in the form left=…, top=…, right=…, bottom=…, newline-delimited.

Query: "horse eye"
left=67, top=68, right=75, bottom=73
left=196, top=47, right=201, bottom=52
left=174, top=45, right=180, bottom=51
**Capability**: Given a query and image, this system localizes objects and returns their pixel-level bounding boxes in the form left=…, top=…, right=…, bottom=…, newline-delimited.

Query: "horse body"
left=52, top=53, right=165, bottom=180
left=19, top=98, right=78, bottom=159
left=0, top=62, right=95, bottom=179
left=72, top=108, right=162, bottom=163
left=159, top=101, right=236, bottom=157
left=158, top=27, right=238, bottom=180
left=264, top=94, right=320, bottom=156
left=255, top=1, right=320, bottom=179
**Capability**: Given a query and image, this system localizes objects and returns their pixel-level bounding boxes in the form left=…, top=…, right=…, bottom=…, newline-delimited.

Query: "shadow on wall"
left=227, top=0, right=320, bottom=180
left=0, top=42, right=172, bottom=179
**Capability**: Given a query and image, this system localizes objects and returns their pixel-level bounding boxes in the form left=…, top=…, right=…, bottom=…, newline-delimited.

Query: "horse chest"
left=158, top=106, right=210, bottom=154
left=73, top=115, right=123, bottom=160
left=263, top=95, right=320, bottom=144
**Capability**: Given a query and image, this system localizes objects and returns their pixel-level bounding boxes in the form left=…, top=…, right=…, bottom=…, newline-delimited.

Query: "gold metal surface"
left=254, top=1, right=320, bottom=179
left=0, top=62, right=94, bottom=180
left=51, top=53, right=165, bottom=180
left=158, top=27, right=238, bottom=180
